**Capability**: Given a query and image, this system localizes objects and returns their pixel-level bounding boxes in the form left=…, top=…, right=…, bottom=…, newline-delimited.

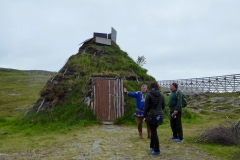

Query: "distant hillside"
left=0, top=68, right=55, bottom=118
left=0, top=67, right=56, bottom=75
left=187, top=92, right=240, bottom=114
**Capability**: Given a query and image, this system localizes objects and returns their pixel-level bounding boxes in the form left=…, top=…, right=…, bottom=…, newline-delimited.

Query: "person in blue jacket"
left=124, top=84, right=151, bottom=139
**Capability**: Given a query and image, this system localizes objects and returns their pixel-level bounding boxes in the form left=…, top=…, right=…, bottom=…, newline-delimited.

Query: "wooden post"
left=108, top=80, right=111, bottom=121
left=117, top=79, right=121, bottom=117
left=93, top=80, right=96, bottom=114
left=209, top=77, right=210, bottom=92
left=114, top=79, right=117, bottom=119
left=224, top=77, right=227, bottom=92
left=62, top=68, right=68, bottom=77
left=37, top=99, right=45, bottom=114
left=233, top=75, right=236, bottom=92
left=121, top=78, right=124, bottom=117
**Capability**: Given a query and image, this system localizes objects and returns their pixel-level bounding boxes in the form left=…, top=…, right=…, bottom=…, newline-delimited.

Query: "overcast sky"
left=0, top=0, right=239, bottom=80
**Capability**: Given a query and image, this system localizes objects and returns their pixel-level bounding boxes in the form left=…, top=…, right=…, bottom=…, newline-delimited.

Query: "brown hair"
left=149, top=81, right=160, bottom=90
left=171, top=82, right=178, bottom=89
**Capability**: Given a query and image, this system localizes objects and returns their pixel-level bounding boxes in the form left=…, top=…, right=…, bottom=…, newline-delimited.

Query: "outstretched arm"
left=124, top=88, right=138, bottom=98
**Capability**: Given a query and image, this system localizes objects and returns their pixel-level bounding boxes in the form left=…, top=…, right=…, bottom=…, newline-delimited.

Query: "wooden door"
left=92, top=78, right=124, bottom=122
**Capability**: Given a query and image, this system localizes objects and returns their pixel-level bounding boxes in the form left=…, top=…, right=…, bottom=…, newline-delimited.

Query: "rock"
left=0, top=153, right=8, bottom=156
left=84, top=97, right=91, bottom=107
left=0, top=153, right=10, bottom=160
left=92, top=139, right=102, bottom=150
left=210, top=97, right=225, bottom=103
left=225, top=98, right=235, bottom=104
left=212, top=107, right=217, bottom=111
left=13, top=107, right=27, bottom=111
left=107, top=125, right=114, bottom=129
left=8, top=94, right=20, bottom=96
left=78, top=155, right=85, bottom=160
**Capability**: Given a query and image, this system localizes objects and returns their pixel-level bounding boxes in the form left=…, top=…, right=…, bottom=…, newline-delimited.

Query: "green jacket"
left=168, top=89, right=182, bottom=112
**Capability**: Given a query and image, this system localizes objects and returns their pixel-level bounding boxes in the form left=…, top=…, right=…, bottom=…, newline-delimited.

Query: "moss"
left=235, top=108, right=240, bottom=114
left=200, top=110, right=211, bottom=115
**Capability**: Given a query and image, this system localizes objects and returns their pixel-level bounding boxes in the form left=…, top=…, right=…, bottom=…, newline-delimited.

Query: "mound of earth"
left=31, top=37, right=154, bottom=114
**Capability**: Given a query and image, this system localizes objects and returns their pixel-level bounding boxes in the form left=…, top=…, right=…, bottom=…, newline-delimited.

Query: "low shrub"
left=196, top=119, right=240, bottom=146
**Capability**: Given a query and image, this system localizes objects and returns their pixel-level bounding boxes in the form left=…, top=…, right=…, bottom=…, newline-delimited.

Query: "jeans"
left=149, top=124, right=160, bottom=152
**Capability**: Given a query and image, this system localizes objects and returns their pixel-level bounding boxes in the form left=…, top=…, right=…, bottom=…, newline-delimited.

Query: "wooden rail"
left=158, top=74, right=240, bottom=93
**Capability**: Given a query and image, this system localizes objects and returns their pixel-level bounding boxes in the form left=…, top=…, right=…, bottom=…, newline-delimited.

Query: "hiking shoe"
left=174, top=138, right=184, bottom=143
left=149, top=148, right=154, bottom=154
left=150, top=151, right=161, bottom=156
left=169, top=136, right=178, bottom=141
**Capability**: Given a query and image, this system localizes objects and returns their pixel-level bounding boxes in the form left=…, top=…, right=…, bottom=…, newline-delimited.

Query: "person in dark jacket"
left=168, top=82, right=184, bottom=143
left=143, top=82, right=165, bottom=156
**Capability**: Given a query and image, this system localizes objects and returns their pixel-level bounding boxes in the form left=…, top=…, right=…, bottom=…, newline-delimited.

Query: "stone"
left=84, top=97, right=91, bottom=107
left=210, top=97, right=225, bottom=103
left=13, top=107, right=27, bottom=111
left=0, top=153, right=10, bottom=160
left=107, top=126, right=114, bottom=129
left=8, top=94, right=20, bottom=96
left=92, top=139, right=102, bottom=150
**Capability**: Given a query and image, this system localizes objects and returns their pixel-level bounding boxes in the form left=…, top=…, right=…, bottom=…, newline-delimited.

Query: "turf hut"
left=31, top=28, right=155, bottom=123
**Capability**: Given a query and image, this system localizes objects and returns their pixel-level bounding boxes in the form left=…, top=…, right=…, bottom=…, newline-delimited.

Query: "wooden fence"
left=158, top=74, right=240, bottom=93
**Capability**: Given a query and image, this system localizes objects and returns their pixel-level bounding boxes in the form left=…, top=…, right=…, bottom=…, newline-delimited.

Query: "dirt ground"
left=0, top=125, right=221, bottom=160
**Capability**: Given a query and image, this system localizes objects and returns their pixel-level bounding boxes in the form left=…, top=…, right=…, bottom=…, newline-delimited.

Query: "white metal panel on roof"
left=95, top=37, right=111, bottom=45
left=111, top=27, right=117, bottom=43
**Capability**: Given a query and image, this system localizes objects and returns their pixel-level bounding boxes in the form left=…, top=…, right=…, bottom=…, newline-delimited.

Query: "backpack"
left=176, top=90, right=187, bottom=108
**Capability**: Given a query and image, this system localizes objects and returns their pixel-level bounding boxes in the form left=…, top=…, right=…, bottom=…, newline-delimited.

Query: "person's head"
left=149, top=81, right=160, bottom=90
left=170, top=82, right=178, bottom=91
left=141, top=84, right=147, bottom=92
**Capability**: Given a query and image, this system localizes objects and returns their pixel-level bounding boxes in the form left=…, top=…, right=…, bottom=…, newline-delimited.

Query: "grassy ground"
left=0, top=68, right=239, bottom=159
left=0, top=116, right=239, bottom=160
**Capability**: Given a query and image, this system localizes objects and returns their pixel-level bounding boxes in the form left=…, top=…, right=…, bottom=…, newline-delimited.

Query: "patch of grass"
left=0, top=117, right=7, bottom=123
left=199, top=110, right=211, bottom=115
left=182, top=108, right=203, bottom=124
left=217, top=105, right=235, bottom=110
left=235, top=108, right=240, bottom=114
left=196, top=142, right=240, bottom=159
left=21, top=102, right=98, bottom=127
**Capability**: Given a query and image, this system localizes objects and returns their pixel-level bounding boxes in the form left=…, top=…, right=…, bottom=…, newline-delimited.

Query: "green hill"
left=0, top=68, right=55, bottom=118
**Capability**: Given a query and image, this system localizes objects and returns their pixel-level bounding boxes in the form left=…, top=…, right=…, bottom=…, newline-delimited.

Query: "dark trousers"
left=170, top=111, right=183, bottom=140
left=149, top=124, right=160, bottom=152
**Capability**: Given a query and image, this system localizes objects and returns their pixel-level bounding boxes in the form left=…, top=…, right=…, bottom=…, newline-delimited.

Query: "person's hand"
left=174, top=110, right=178, bottom=115
left=123, top=88, right=127, bottom=93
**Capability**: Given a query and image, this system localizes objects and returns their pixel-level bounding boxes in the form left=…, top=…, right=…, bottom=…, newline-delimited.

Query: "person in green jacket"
left=168, top=82, right=183, bottom=143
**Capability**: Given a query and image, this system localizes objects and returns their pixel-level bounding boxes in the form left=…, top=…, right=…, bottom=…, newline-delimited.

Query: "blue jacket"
left=127, top=91, right=146, bottom=117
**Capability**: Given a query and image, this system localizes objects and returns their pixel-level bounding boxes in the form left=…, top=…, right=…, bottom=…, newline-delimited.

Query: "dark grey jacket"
left=143, top=89, right=165, bottom=118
